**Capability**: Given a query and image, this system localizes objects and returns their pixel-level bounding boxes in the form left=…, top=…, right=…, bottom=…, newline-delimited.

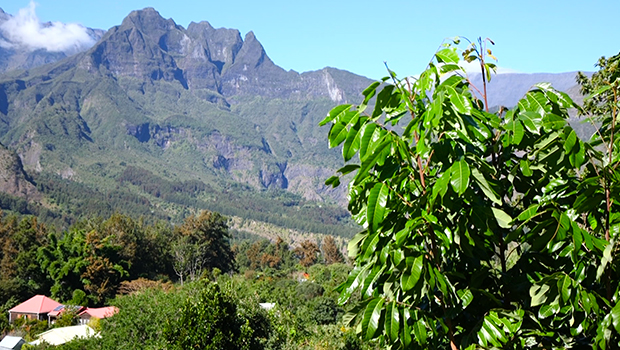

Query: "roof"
left=78, top=306, right=118, bottom=319
left=259, top=303, right=275, bottom=311
left=30, top=325, right=97, bottom=346
left=48, top=305, right=86, bottom=317
left=0, top=336, right=25, bottom=350
left=8, top=296, right=61, bottom=315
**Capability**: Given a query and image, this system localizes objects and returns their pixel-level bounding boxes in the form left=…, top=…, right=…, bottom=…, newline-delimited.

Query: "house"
left=29, top=325, right=98, bottom=346
left=8, top=296, right=61, bottom=323
left=77, top=307, right=118, bottom=325
left=0, top=336, right=25, bottom=350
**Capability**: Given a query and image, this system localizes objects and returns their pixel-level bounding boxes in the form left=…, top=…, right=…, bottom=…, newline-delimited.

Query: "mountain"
left=0, top=7, right=372, bottom=236
left=0, top=8, right=105, bottom=74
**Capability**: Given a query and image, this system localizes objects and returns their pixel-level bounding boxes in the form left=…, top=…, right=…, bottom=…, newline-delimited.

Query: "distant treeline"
left=116, top=166, right=357, bottom=237
left=0, top=167, right=357, bottom=238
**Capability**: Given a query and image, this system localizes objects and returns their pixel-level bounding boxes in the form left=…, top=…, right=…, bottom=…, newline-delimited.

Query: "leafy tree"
left=0, top=214, right=50, bottom=303
left=309, top=296, right=341, bottom=325
left=575, top=52, right=620, bottom=348
left=39, top=214, right=175, bottom=304
left=171, top=235, right=203, bottom=285
left=93, top=283, right=192, bottom=350
left=164, top=281, right=271, bottom=350
left=38, top=228, right=89, bottom=302
left=173, top=210, right=235, bottom=277
left=321, top=37, right=616, bottom=349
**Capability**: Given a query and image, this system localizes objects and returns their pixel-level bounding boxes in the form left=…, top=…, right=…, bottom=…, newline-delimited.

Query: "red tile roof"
left=78, top=306, right=118, bottom=319
left=9, top=295, right=62, bottom=314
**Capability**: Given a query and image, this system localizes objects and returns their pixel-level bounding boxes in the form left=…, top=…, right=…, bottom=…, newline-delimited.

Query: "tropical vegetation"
left=323, top=37, right=620, bottom=349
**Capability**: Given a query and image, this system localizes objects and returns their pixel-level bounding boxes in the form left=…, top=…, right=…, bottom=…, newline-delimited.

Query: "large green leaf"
left=479, top=315, right=508, bottom=347
left=401, top=255, right=424, bottom=291
left=401, top=309, right=413, bottom=347
left=447, top=86, right=472, bottom=114
left=319, top=104, right=352, bottom=126
left=492, top=207, right=513, bottom=228
left=361, top=82, right=381, bottom=109
left=412, top=319, right=427, bottom=345
left=355, top=138, right=392, bottom=184
left=388, top=302, right=400, bottom=342
left=564, top=129, right=577, bottom=153
left=436, top=48, right=459, bottom=64
left=432, top=170, right=452, bottom=202
left=343, top=116, right=363, bottom=161
left=328, top=122, right=347, bottom=148
left=508, top=120, right=525, bottom=145
left=450, top=159, right=471, bottom=195
left=359, top=123, right=378, bottom=159
left=366, top=297, right=384, bottom=340
left=559, top=274, right=571, bottom=303
left=367, top=183, right=389, bottom=233
left=519, top=111, right=543, bottom=134
left=471, top=168, right=501, bottom=205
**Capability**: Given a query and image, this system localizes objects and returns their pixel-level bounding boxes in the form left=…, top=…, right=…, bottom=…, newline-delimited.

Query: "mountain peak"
left=187, top=21, right=214, bottom=31
left=121, top=7, right=177, bottom=34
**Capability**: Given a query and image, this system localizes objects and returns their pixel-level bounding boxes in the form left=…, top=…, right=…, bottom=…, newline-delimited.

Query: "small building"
left=77, top=307, right=118, bottom=325
left=8, top=296, right=62, bottom=323
left=29, top=325, right=97, bottom=346
left=0, top=336, right=25, bottom=350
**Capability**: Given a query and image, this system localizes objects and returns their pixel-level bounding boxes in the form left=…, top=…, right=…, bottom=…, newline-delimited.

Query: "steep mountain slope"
left=0, top=8, right=372, bottom=235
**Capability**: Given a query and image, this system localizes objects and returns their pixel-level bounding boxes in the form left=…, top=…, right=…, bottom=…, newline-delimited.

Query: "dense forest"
left=0, top=209, right=373, bottom=350
left=0, top=167, right=358, bottom=239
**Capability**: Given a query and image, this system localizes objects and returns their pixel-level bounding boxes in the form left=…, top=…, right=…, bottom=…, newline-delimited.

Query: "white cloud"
left=0, top=1, right=95, bottom=52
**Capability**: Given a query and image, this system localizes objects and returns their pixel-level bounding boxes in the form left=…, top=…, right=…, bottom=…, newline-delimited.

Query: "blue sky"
left=2, top=0, right=619, bottom=79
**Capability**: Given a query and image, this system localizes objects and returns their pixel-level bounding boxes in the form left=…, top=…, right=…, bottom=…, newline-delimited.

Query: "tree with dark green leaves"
left=37, top=228, right=89, bottom=302
left=0, top=214, right=50, bottom=304
left=164, top=281, right=271, bottom=350
left=322, top=38, right=620, bottom=349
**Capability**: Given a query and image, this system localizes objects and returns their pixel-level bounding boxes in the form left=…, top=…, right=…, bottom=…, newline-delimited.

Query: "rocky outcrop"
left=0, top=143, right=40, bottom=200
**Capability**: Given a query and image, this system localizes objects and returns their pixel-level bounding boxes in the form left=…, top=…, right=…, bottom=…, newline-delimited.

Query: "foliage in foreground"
left=323, top=38, right=620, bottom=349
